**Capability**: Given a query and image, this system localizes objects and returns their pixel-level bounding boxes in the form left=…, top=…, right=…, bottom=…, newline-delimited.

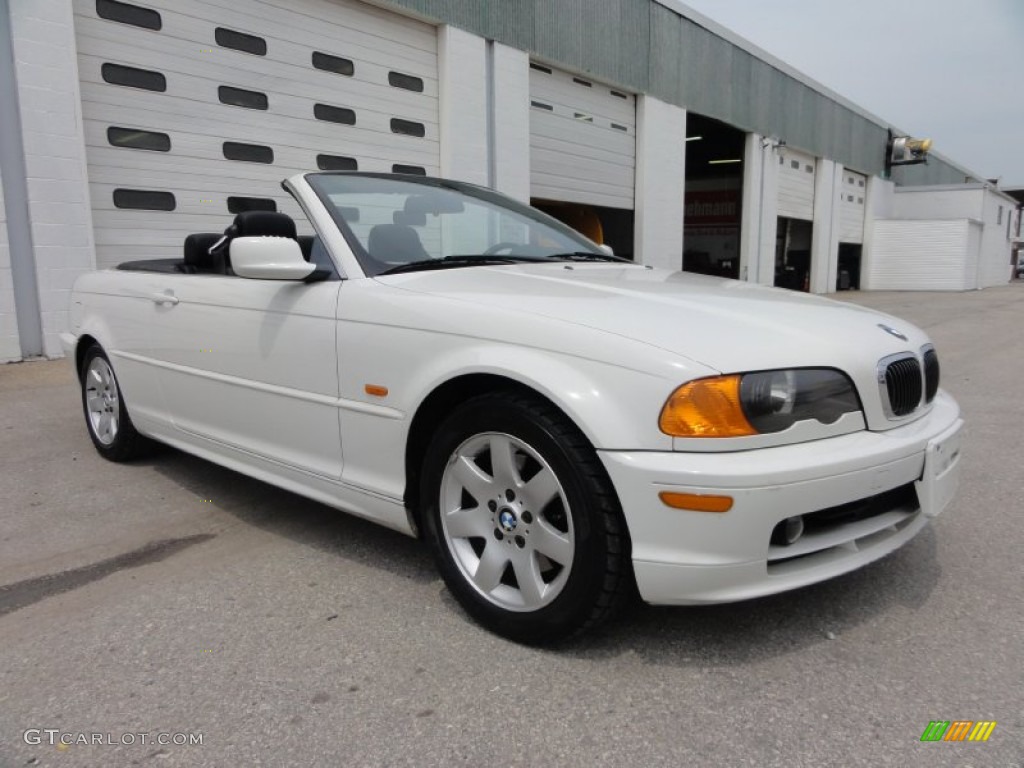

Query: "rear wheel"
left=80, top=345, right=152, bottom=461
left=421, top=391, right=631, bottom=644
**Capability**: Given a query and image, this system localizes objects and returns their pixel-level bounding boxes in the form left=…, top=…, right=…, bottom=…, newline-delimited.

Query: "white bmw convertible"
left=63, top=172, right=963, bottom=643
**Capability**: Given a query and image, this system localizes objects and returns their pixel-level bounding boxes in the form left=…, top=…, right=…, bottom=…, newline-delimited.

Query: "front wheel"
left=421, top=391, right=631, bottom=644
left=80, top=345, right=153, bottom=461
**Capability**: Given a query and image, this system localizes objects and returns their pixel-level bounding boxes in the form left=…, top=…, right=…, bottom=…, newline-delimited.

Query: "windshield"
left=306, top=173, right=607, bottom=276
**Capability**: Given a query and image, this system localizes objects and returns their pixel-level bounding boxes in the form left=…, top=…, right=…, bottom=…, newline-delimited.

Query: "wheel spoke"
left=512, top=552, right=545, bottom=606
left=444, top=505, right=490, bottom=539
left=532, top=518, right=573, bottom=565
left=88, top=368, right=103, bottom=387
left=522, top=467, right=560, bottom=512
left=108, top=411, right=119, bottom=438
left=451, top=455, right=495, bottom=505
left=86, top=391, right=103, bottom=412
left=98, top=411, right=112, bottom=439
left=488, top=435, right=521, bottom=488
left=472, top=543, right=508, bottom=594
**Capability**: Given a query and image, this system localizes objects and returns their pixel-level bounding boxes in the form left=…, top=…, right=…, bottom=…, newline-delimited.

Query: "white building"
left=866, top=184, right=1020, bottom=291
left=0, top=0, right=1017, bottom=363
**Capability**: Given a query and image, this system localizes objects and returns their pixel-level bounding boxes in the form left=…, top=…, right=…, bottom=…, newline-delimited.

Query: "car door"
left=146, top=272, right=344, bottom=478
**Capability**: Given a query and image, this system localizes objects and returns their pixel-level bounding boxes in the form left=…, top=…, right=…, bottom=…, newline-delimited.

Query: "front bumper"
left=599, top=391, right=963, bottom=605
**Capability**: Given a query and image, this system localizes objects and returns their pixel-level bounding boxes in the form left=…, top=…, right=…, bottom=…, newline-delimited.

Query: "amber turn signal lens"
left=659, top=375, right=757, bottom=437
left=364, top=384, right=389, bottom=397
left=658, top=492, right=734, bottom=513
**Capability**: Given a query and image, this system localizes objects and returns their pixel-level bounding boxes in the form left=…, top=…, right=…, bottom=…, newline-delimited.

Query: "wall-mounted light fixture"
left=887, top=131, right=932, bottom=169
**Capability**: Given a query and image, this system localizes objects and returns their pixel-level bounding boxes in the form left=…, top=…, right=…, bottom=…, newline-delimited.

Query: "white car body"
left=62, top=173, right=963, bottom=613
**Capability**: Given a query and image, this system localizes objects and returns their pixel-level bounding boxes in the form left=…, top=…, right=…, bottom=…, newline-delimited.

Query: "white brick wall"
left=8, top=0, right=95, bottom=358
left=437, top=29, right=531, bottom=202
left=634, top=95, right=686, bottom=271
left=0, top=156, right=21, bottom=362
left=978, top=190, right=1014, bottom=288
left=438, top=26, right=488, bottom=187
left=492, top=43, right=530, bottom=203
left=739, top=135, right=781, bottom=285
left=809, top=158, right=839, bottom=294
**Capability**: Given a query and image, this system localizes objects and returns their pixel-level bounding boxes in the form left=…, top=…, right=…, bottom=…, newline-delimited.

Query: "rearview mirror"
left=394, top=210, right=427, bottom=227
left=230, top=237, right=315, bottom=281
left=404, top=192, right=465, bottom=215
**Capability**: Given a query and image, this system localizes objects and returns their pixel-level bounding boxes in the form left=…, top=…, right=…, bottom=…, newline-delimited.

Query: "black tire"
left=421, top=390, right=631, bottom=644
left=79, top=344, right=154, bottom=461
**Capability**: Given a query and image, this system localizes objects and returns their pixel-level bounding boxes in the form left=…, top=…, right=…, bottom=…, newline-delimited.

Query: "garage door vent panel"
left=74, top=0, right=440, bottom=267
left=529, top=64, right=636, bottom=210
left=777, top=148, right=815, bottom=221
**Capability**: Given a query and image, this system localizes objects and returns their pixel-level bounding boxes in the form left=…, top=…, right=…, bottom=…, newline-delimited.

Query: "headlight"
left=659, top=369, right=861, bottom=437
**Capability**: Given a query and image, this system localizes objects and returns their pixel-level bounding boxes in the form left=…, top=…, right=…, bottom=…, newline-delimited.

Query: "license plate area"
left=915, top=419, right=964, bottom=518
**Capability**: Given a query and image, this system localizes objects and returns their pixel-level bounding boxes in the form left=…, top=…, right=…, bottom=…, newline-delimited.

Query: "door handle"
left=150, top=291, right=179, bottom=305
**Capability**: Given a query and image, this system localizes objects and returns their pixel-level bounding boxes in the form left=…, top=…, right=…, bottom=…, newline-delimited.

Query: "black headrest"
left=184, top=233, right=225, bottom=271
left=367, top=224, right=428, bottom=261
left=232, top=211, right=297, bottom=240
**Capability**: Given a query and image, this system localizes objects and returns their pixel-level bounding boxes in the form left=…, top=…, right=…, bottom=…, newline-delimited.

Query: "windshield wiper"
left=378, top=254, right=547, bottom=276
left=545, top=251, right=632, bottom=263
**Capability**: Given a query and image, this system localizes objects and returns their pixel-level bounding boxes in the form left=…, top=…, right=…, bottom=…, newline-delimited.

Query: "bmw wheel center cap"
left=498, top=508, right=518, bottom=533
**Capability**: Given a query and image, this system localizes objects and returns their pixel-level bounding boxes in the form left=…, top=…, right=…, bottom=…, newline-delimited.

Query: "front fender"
left=333, top=314, right=714, bottom=501
left=402, top=343, right=680, bottom=451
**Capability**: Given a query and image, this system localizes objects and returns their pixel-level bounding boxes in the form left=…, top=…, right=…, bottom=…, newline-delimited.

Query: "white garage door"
left=528, top=63, right=636, bottom=210
left=777, top=148, right=816, bottom=221
left=74, top=0, right=439, bottom=268
left=838, top=170, right=867, bottom=244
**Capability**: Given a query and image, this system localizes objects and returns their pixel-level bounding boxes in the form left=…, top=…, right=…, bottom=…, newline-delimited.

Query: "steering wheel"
left=482, top=242, right=524, bottom=256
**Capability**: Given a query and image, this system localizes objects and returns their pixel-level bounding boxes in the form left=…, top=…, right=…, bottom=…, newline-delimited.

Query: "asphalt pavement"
left=1, top=285, right=1022, bottom=767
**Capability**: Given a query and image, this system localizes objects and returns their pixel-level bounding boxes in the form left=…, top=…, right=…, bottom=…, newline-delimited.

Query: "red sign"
left=685, top=189, right=740, bottom=226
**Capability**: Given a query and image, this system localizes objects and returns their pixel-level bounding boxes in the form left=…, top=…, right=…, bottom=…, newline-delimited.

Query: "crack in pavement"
left=0, top=534, right=216, bottom=618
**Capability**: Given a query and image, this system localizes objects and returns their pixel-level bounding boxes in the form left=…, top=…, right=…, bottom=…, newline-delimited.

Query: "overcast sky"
left=677, top=0, right=1024, bottom=186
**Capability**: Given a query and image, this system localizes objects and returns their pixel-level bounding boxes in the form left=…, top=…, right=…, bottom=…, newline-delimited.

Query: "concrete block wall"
left=6, top=0, right=95, bottom=359
left=491, top=43, right=530, bottom=203
left=0, top=156, right=20, bottom=362
left=437, top=27, right=531, bottom=203
left=739, top=134, right=780, bottom=286
left=809, top=158, right=838, bottom=294
left=635, top=95, right=686, bottom=271
left=891, top=187, right=984, bottom=220
left=438, top=26, right=489, bottom=187
left=978, top=190, right=1014, bottom=287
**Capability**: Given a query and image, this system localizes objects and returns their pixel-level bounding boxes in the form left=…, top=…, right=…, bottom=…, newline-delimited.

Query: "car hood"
left=380, top=263, right=931, bottom=375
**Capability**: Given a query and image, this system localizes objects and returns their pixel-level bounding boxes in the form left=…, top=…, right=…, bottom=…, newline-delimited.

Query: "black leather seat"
left=183, top=233, right=225, bottom=274
left=183, top=212, right=299, bottom=275
left=225, top=211, right=298, bottom=274
left=232, top=211, right=297, bottom=240
left=367, top=224, right=428, bottom=262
